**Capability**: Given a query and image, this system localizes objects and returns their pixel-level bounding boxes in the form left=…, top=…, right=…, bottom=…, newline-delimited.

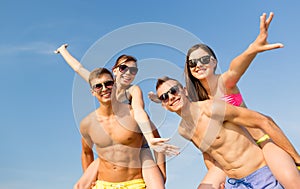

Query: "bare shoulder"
left=219, top=72, right=241, bottom=92
left=198, top=100, right=227, bottom=117
left=80, top=111, right=96, bottom=129
left=129, top=85, right=142, bottom=94
left=128, top=85, right=144, bottom=104
left=196, top=100, right=213, bottom=111
left=178, top=119, right=190, bottom=139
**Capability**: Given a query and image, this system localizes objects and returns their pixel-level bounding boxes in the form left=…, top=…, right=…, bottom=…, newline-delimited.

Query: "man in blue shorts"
left=154, top=76, right=300, bottom=188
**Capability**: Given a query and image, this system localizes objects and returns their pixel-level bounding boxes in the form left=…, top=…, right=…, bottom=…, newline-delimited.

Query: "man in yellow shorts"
left=74, top=68, right=166, bottom=189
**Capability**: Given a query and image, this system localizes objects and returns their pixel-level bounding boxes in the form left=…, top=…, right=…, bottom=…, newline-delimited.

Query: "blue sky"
left=1, top=1, right=299, bottom=188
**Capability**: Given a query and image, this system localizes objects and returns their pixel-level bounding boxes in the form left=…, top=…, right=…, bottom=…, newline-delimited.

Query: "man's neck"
left=97, top=102, right=113, bottom=117
left=176, top=99, right=193, bottom=120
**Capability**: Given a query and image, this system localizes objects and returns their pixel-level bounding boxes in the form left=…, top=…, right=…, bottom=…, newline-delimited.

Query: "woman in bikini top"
left=183, top=12, right=299, bottom=188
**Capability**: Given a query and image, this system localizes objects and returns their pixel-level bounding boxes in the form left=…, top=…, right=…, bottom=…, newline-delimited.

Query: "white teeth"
left=122, top=76, right=131, bottom=80
left=197, top=70, right=205, bottom=74
left=101, top=92, right=111, bottom=97
left=171, top=99, right=180, bottom=106
left=122, top=77, right=131, bottom=83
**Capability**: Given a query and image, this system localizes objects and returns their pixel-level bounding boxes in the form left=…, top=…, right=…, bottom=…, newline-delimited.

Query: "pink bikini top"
left=221, top=93, right=243, bottom=107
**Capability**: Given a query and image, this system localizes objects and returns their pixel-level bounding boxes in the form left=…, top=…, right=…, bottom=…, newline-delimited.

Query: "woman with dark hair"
left=184, top=12, right=300, bottom=188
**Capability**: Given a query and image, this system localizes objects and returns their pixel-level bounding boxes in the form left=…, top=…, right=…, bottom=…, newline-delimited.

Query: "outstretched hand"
left=250, top=12, right=284, bottom=53
left=149, top=138, right=180, bottom=156
left=54, top=43, right=68, bottom=54
left=148, top=91, right=161, bottom=103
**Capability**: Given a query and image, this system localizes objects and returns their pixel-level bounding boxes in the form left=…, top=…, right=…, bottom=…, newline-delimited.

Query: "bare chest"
left=89, top=117, right=142, bottom=148
left=181, top=115, right=224, bottom=152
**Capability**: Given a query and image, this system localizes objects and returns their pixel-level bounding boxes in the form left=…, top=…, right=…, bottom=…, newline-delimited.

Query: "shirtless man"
left=154, top=76, right=300, bottom=189
left=74, top=68, right=165, bottom=189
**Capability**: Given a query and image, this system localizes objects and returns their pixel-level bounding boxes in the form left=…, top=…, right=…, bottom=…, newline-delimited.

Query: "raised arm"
left=55, top=44, right=90, bottom=82
left=222, top=12, right=283, bottom=89
left=218, top=101, right=300, bottom=163
left=131, top=85, right=179, bottom=156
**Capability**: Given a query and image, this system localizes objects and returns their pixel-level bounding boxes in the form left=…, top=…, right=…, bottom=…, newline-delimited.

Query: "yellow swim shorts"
left=92, top=178, right=146, bottom=189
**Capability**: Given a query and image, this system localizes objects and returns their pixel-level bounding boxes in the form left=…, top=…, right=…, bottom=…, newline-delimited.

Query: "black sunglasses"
left=92, top=80, right=114, bottom=91
left=118, top=64, right=138, bottom=75
left=188, top=55, right=211, bottom=68
left=158, top=85, right=179, bottom=102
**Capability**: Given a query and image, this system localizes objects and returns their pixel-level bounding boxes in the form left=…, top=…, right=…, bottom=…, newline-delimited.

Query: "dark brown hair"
left=112, top=54, right=137, bottom=70
left=184, top=44, right=217, bottom=101
left=156, top=76, right=183, bottom=91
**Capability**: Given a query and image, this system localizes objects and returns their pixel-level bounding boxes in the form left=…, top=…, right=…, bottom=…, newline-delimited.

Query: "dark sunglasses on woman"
left=118, top=64, right=138, bottom=75
left=158, top=85, right=179, bottom=102
left=92, top=80, right=114, bottom=91
left=188, top=55, right=211, bottom=68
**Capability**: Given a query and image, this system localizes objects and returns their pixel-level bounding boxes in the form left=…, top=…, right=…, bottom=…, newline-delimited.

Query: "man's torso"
left=82, top=109, right=144, bottom=182
left=179, top=101, right=266, bottom=178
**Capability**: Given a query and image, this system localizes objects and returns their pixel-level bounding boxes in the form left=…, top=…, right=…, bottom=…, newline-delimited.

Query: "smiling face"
left=113, top=60, right=137, bottom=86
left=156, top=79, right=186, bottom=113
left=90, top=73, right=114, bottom=104
left=188, top=48, right=216, bottom=80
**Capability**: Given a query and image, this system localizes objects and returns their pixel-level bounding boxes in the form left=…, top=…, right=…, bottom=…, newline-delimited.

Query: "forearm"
left=134, top=110, right=155, bottom=143
left=58, top=47, right=90, bottom=82
left=229, top=45, right=257, bottom=75
left=141, top=148, right=165, bottom=187
left=228, top=105, right=299, bottom=162
left=226, top=45, right=258, bottom=87
left=234, top=109, right=300, bottom=162
left=81, top=151, right=94, bottom=171
left=155, top=151, right=166, bottom=182
left=151, top=125, right=167, bottom=180
left=263, top=117, right=300, bottom=163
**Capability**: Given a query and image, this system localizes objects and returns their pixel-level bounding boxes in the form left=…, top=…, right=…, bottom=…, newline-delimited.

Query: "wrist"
left=246, top=43, right=259, bottom=55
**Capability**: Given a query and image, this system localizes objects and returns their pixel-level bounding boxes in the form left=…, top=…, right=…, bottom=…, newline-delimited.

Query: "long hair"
left=184, top=44, right=217, bottom=101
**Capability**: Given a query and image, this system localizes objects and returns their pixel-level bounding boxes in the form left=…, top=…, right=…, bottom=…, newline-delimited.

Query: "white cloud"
left=0, top=42, right=57, bottom=56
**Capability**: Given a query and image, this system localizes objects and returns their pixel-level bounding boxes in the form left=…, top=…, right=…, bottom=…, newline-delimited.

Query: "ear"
left=112, top=67, right=118, bottom=76
left=90, top=89, right=96, bottom=97
left=161, top=102, right=168, bottom=110
left=212, top=57, right=217, bottom=66
left=183, top=87, right=189, bottom=97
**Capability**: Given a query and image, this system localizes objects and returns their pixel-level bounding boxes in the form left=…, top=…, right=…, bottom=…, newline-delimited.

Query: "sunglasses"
left=92, top=80, right=114, bottom=91
left=118, top=64, right=138, bottom=75
left=188, top=55, right=211, bottom=68
left=158, top=85, right=179, bottom=102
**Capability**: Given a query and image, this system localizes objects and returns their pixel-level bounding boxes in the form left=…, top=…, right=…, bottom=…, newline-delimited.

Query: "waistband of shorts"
left=227, top=165, right=269, bottom=181
left=95, top=178, right=145, bottom=186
